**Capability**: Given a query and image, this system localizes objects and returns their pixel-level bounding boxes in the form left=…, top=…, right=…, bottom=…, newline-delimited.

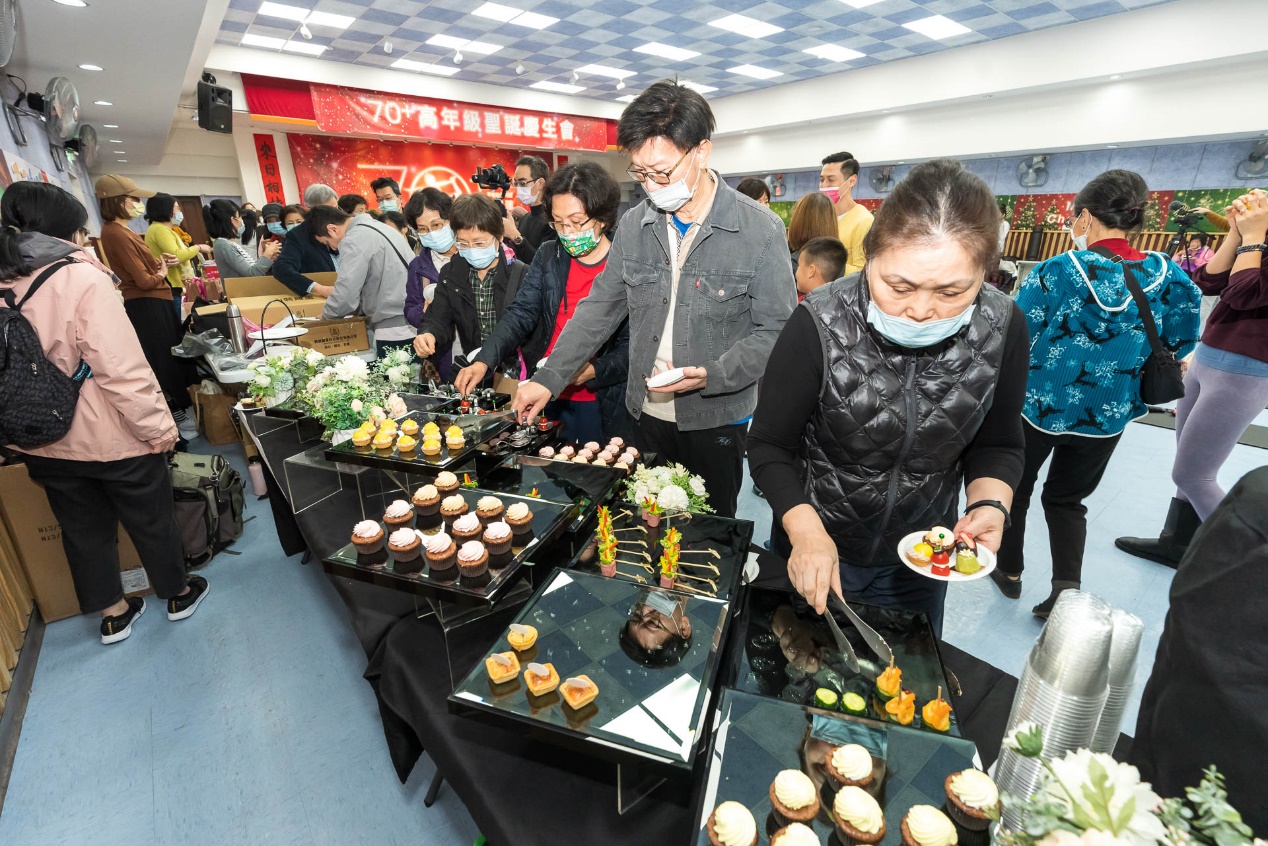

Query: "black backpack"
left=169, top=451, right=246, bottom=568
left=0, top=258, right=92, bottom=449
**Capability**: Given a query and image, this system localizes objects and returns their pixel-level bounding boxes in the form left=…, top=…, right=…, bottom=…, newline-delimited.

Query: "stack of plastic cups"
left=994, top=591, right=1114, bottom=831
left=1089, top=609, right=1144, bottom=754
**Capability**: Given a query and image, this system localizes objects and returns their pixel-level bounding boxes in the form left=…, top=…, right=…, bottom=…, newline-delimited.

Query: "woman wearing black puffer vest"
left=749, top=159, right=1030, bottom=636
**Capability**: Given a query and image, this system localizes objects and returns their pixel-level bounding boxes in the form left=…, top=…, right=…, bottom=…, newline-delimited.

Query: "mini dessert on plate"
left=558, top=445, right=576, bottom=458
left=607, top=437, right=624, bottom=450
left=483, top=521, right=514, bottom=564
left=475, top=495, right=505, bottom=525
left=421, top=437, right=442, bottom=456
left=421, top=421, right=441, bottom=438
left=944, top=769, right=1000, bottom=832
left=424, top=531, right=457, bottom=579
left=440, top=494, right=469, bottom=528
left=387, top=528, right=422, bottom=572
left=583, top=441, right=601, bottom=452
left=396, top=434, right=417, bottom=453
left=769, top=769, right=819, bottom=826
left=383, top=499, right=415, bottom=530
left=435, top=471, right=460, bottom=494
left=485, top=651, right=520, bottom=684
left=524, top=661, right=560, bottom=696
left=506, top=623, right=537, bottom=651
left=445, top=424, right=466, bottom=450
left=901, top=805, right=957, bottom=846
left=770, top=822, right=818, bottom=846
left=372, top=431, right=395, bottom=450
left=876, top=656, right=902, bottom=702
left=953, top=533, right=982, bottom=575
left=457, top=540, right=489, bottom=578
left=572, top=455, right=590, bottom=464
left=352, top=429, right=373, bottom=448
left=923, top=686, right=953, bottom=733
left=833, top=785, right=886, bottom=845
left=560, top=675, right=599, bottom=709
left=400, top=418, right=419, bottom=436
left=451, top=513, right=483, bottom=543
left=828, top=743, right=875, bottom=789
left=538, top=446, right=556, bottom=458
left=886, top=689, right=916, bottom=726
left=907, top=540, right=933, bottom=568
left=706, top=801, right=757, bottom=846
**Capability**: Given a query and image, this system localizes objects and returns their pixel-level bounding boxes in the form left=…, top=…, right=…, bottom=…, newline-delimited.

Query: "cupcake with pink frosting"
left=424, top=531, right=457, bottom=581
left=383, top=499, right=415, bottom=530
left=388, top=528, right=423, bottom=573
left=458, top=540, right=490, bottom=583
left=452, top=512, right=483, bottom=543
left=483, top=520, right=514, bottom=566
left=351, top=520, right=387, bottom=567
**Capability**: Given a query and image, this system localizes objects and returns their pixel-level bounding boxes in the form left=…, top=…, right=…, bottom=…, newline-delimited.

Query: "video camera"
left=472, top=163, right=511, bottom=198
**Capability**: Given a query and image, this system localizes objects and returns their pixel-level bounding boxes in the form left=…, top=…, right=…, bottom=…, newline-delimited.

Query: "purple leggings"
left=1173, top=358, right=1268, bottom=520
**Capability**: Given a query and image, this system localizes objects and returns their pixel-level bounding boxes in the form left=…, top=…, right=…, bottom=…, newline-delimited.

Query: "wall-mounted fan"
left=869, top=166, right=895, bottom=194
left=1017, top=155, right=1049, bottom=189
left=24, top=76, right=80, bottom=141
left=64, top=122, right=97, bottom=168
left=0, top=0, right=16, bottom=68
left=1235, top=141, right=1268, bottom=180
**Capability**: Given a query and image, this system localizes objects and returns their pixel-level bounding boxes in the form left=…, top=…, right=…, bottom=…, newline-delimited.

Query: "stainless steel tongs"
left=829, top=593, right=894, bottom=666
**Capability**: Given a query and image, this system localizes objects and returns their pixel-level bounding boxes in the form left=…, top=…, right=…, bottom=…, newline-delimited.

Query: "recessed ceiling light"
left=616, top=94, right=637, bottom=103
left=52, top=0, right=88, bottom=6
left=728, top=64, right=782, bottom=80
left=257, top=1, right=307, bottom=22
left=838, top=0, right=883, bottom=7
left=304, top=10, right=354, bottom=28
left=282, top=41, right=326, bottom=56
left=116, top=159, right=127, bottom=163
left=390, top=58, right=460, bottom=76
left=513, top=11, right=558, bottom=29
left=472, top=2, right=519, bottom=21
left=93, top=100, right=112, bottom=106
left=107, top=139, right=122, bottom=143
left=903, top=15, right=972, bottom=40
left=634, top=42, right=700, bottom=62
left=709, top=14, right=783, bottom=39
left=1107, top=144, right=1119, bottom=148
left=681, top=81, right=717, bottom=94
left=576, top=64, right=635, bottom=80
left=102, top=123, right=118, bottom=128
left=530, top=80, right=585, bottom=94
left=803, top=44, right=865, bottom=62
left=471, top=2, right=557, bottom=29
left=242, top=33, right=286, bottom=49
left=113, top=150, right=125, bottom=154
left=78, top=63, right=104, bottom=71
left=427, top=34, right=502, bottom=55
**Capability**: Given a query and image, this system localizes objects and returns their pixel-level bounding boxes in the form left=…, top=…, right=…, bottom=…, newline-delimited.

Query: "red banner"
left=286, top=133, right=527, bottom=201
left=253, top=134, right=287, bottom=205
left=309, top=83, right=611, bottom=152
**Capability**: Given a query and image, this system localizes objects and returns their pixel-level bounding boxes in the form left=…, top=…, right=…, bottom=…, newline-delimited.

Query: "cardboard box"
left=294, top=317, right=370, bottom=355
left=0, top=463, right=150, bottom=623
left=228, top=293, right=329, bottom=327
left=223, top=271, right=336, bottom=300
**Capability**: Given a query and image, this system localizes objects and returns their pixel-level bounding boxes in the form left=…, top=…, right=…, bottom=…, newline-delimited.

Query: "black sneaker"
left=168, top=575, right=209, bottom=621
left=100, top=597, right=145, bottom=645
left=990, top=568, right=1022, bottom=599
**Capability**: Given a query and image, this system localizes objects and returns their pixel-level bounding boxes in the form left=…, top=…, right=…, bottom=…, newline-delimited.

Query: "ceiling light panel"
left=903, top=15, right=972, bottom=40
left=511, top=12, right=557, bottom=29
left=803, top=44, right=865, bottom=62
left=257, top=1, right=307, bottom=22
left=709, top=14, right=783, bottom=39
left=304, top=11, right=355, bottom=29
left=242, top=33, right=286, bottom=49
left=728, top=64, right=782, bottom=80
left=530, top=81, right=586, bottom=94
left=472, top=2, right=519, bottom=22
left=283, top=41, right=327, bottom=55
left=616, top=95, right=636, bottom=103
left=680, top=81, right=717, bottom=93
left=576, top=64, right=635, bottom=79
left=471, top=2, right=556, bottom=29
left=391, top=58, right=460, bottom=76
left=426, top=34, right=502, bottom=55
left=634, top=42, right=700, bottom=61
left=838, top=0, right=884, bottom=7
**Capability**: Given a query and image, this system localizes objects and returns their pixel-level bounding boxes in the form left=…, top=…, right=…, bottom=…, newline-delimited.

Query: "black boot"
left=1032, top=581, right=1080, bottom=620
left=1115, top=498, right=1201, bottom=570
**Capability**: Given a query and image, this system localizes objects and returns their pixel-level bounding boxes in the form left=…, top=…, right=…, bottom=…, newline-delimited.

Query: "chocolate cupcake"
left=424, top=531, right=457, bottom=582
left=832, top=786, right=885, bottom=846
left=483, top=520, right=514, bottom=567
left=387, top=528, right=423, bottom=573
left=505, top=501, right=534, bottom=540
left=434, top=470, right=460, bottom=495
left=351, top=520, right=387, bottom=567
left=383, top=499, right=414, bottom=531
left=411, top=484, right=441, bottom=528
left=451, top=512, right=483, bottom=544
left=770, top=823, right=819, bottom=846
left=768, top=770, right=819, bottom=828
left=707, top=802, right=757, bottom=846
left=827, top=744, right=876, bottom=791
left=475, top=495, right=505, bottom=526
left=457, top=540, right=490, bottom=586
left=440, top=494, right=469, bottom=530
left=901, top=806, right=956, bottom=846
left=944, top=770, right=1000, bottom=833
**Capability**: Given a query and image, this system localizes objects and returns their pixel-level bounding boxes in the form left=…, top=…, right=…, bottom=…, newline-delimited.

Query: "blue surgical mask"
left=172, top=211, right=184, bottom=227
left=235, top=222, right=246, bottom=237
left=460, top=243, right=499, bottom=269
left=380, top=199, right=399, bottom=213
left=421, top=224, right=456, bottom=253
left=866, top=301, right=977, bottom=348
left=286, top=222, right=301, bottom=232
left=267, top=221, right=286, bottom=236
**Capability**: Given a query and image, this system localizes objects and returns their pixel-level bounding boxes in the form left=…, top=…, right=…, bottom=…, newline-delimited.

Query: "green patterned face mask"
left=560, top=225, right=600, bottom=257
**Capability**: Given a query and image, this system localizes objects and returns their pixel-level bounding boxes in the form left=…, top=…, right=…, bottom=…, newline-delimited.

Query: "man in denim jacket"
left=515, top=81, right=797, bottom=516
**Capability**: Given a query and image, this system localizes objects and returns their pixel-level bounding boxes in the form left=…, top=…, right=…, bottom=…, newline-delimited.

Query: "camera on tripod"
left=472, top=164, right=511, bottom=197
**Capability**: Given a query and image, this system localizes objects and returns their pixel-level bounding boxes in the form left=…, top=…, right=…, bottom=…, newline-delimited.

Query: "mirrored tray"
left=449, top=569, right=731, bottom=772
left=728, top=587, right=961, bottom=736
left=475, top=454, right=627, bottom=530
left=693, top=689, right=980, bottom=846
left=324, top=410, right=514, bottom=473
left=322, top=487, right=570, bottom=607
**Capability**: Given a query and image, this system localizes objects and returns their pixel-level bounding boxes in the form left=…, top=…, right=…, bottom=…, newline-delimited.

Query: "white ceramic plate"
left=897, top=531, right=997, bottom=583
left=647, top=367, right=686, bottom=389
left=248, top=327, right=308, bottom=341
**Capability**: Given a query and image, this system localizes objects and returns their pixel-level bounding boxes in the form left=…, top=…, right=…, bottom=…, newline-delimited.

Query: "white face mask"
left=866, top=301, right=977, bottom=349
left=647, top=151, right=701, bottom=213
left=516, top=184, right=537, bottom=206
left=1070, top=211, right=1089, bottom=251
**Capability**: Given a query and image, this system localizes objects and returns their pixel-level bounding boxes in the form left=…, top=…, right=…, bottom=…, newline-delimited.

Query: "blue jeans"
left=172, top=290, right=183, bottom=324
left=545, top=398, right=603, bottom=445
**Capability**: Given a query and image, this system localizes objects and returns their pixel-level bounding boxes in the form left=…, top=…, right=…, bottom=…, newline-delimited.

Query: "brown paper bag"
left=188, top=386, right=241, bottom=446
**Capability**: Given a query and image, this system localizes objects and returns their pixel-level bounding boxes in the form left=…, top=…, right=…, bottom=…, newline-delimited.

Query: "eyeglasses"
left=627, top=148, right=694, bottom=186
left=455, top=238, right=496, bottom=250
left=416, top=219, right=449, bottom=234
left=548, top=217, right=594, bottom=234
left=512, top=177, right=540, bottom=188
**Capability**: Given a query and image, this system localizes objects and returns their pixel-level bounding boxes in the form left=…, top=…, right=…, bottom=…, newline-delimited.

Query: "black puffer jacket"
left=799, top=278, right=1015, bottom=566
left=474, top=241, right=632, bottom=439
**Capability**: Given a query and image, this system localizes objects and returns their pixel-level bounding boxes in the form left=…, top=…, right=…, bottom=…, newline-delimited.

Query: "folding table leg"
left=424, top=771, right=445, bottom=807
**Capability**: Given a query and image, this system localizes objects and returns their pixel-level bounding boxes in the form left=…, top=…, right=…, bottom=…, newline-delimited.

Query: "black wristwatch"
left=965, top=499, right=1011, bottom=528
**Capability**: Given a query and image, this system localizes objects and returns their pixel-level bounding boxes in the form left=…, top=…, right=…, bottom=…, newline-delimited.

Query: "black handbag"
left=1089, top=246, right=1185, bottom=404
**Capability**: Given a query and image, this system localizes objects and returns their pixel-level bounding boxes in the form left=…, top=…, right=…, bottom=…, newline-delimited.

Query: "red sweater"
left=1196, top=249, right=1268, bottom=364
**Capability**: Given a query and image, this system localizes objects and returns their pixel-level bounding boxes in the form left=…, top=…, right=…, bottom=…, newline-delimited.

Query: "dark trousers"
left=634, top=415, right=746, bottom=518
left=998, top=425, right=1123, bottom=584
left=24, top=453, right=188, bottom=614
left=545, top=398, right=604, bottom=446
left=769, top=524, right=949, bottom=637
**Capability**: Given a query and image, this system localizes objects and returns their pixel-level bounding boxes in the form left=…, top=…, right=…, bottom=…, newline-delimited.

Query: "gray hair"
left=303, top=183, right=338, bottom=207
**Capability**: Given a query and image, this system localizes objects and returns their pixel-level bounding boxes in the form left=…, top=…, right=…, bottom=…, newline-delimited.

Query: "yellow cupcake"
left=446, top=425, right=463, bottom=438
left=380, top=419, right=399, bottom=433
left=422, top=422, right=441, bottom=436
left=446, top=435, right=466, bottom=450
left=352, top=431, right=373, bottom=447
left=422, top=438, right=442, bottom=456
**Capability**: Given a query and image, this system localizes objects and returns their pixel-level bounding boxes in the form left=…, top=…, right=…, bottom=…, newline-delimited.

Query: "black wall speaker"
left=197, top=73, right=233, bottom=135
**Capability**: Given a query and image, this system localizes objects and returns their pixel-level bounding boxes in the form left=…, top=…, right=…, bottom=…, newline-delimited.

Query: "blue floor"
left=0, top=419, right=1263, bottom=843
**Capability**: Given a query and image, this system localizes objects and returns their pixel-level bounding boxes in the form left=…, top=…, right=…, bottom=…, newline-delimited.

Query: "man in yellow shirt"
left=820, top=151, right=873, bottom=277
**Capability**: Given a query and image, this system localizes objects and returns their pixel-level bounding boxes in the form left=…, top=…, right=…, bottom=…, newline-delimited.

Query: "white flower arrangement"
left=624, top=463, right=711, bottom=514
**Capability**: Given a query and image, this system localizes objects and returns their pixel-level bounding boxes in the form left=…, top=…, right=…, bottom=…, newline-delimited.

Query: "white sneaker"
left=177, top=417, right=199, bottom=440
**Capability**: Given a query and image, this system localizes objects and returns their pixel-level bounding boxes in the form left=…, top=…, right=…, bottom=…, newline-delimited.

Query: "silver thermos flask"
left=226, top=303, right=247, bottom=353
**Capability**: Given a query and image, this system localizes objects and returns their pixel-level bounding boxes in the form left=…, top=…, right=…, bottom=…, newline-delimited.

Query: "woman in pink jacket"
left=0, top=182, right=208, bottom=644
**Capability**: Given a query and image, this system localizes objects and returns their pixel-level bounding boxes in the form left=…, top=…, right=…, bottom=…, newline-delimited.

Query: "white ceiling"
left=5, top=0, right=227, bottom=167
